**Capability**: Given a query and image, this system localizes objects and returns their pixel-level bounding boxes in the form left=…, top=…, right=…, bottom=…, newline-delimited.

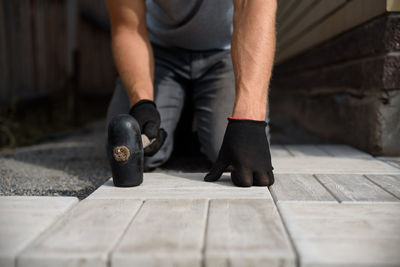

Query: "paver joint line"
left=312, top=174, right=342, bottom=203
left=107, top=200, right=145, bottom=267
left=364, top=174, right=400, bottom=200
left=268, top=187, right=301, bottom=267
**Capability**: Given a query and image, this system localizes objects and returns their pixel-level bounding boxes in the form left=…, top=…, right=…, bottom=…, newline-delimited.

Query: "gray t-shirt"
left=146, top=0, right=233, bottom=51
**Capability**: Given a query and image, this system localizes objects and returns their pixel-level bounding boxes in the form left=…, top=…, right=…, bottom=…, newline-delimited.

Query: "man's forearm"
left=231, top=0, right=276, bottom=121
left=112, top=31, right=154, bottom=106
left=107, top=0, right=154, bottom=107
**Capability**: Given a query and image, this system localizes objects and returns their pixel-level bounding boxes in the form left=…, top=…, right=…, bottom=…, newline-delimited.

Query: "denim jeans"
left=106, top=43, right=269, bottom=168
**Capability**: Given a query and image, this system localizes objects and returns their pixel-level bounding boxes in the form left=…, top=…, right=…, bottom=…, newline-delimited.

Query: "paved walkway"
left=1, top=145, right=400, bottom=267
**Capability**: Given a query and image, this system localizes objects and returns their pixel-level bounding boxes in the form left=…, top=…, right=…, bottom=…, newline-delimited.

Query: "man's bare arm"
left=231, top=0, right=277, bottom=120
left=106, top=0, right=153, bottom=107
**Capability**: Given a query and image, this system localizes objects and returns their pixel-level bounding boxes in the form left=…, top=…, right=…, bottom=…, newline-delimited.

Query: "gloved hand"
left=204, top=118, right=274, bottom=187
left=129, top=100, right=167, bottom=156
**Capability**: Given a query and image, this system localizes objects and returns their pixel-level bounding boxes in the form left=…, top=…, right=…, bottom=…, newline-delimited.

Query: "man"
left=106, top=0, right=276, bottom=187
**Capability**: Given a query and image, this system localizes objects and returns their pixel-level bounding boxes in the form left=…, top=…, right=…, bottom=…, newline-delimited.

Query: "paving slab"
left=18, top=199, right=142, bottom=267
left=270, top=174, right=337, bottom=202
left=366, top=174, right=400, bottom=199
left=278, top=202, right=400, bottom=267
left=316, top=174, right=399, bottom=202
left=88, top=173, right=272, bottom=200
left=270, top=145, right=293, bottom=157
left=318, top=145, right=372, bottom=158
left=0, top=196, right=78, bottom=267
left=204, top=199, right=296, bottom=267
left=285, top=145, right=331, bottom=157
left=272, top=157, right=400, bottom=174
left=377, top=157, right=400, bottom=169
left=112, top=199, right=208, bottom=267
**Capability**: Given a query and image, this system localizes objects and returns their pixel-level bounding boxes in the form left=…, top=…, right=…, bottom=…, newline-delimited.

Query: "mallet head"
left=107, top=114, right=144, bottom=187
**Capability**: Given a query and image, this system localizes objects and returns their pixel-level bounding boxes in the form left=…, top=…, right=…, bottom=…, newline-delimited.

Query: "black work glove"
left=204, top=118, right=274, bottom=187
left=129, top=100, right=167, bottom=156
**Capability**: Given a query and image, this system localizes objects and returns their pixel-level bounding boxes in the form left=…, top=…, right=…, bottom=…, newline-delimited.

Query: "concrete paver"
left=270, top=174, right=337, bottom=202
left=0, top=196, right=78, bottom=267
left=317, top=145, right=372, bottom=158
left=366, top=174, right=400, bottom=199
left=273, top=157, right=400, bottom=174
left=205, top=199, right=296, bottom=267
left=88, top=173, right=272, bottom=200
left=112, top=199, right=208, bottom=267
left=18, top=199, right=142, bottom=267
left=285, top=145, right=331, bottom=157
left=278, top=202, right=400, bottom=267
left=316, top=174, right=399, bottom=202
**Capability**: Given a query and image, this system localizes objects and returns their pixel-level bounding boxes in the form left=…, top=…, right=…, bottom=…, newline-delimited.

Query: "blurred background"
left=0, top=0, right=399, bottom=197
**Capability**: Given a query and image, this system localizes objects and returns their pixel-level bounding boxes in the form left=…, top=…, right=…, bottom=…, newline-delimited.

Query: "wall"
left=276, top=0, right=400, bottom=63
left=273, top=0, right=400, bottom=155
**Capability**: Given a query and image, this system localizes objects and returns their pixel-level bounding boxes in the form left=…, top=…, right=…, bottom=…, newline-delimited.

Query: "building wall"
left=276, top=0, right=400, bottom=63
left=273, top=0, right=400, bottom=155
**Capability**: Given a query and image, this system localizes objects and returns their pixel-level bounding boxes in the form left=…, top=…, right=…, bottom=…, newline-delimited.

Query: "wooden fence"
left=0, top=0, right=115, bottom=104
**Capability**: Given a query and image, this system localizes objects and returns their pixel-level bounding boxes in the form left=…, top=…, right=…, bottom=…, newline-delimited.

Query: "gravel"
left=0, top=121, right=110, bottom=199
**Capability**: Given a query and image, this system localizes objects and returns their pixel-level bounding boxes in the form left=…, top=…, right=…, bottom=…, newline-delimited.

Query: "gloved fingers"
left=143, top=128, right=167, bottom=157
left=253, top=170, right=274, bottom=186
left=231, top=167, right=253, bottom=187
left=204, top=157, right=230, bottom=182
left=143, top=121, right=160, bottom=139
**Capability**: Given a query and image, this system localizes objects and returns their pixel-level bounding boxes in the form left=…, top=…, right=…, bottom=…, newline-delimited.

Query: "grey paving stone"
left=18, top=199, right=142, bottom=267
left=284, top=145, right=331, bottom=157
left=270, top=145, right=293, bottom=157
left=88, top=173, right=272, bottom=200
left=270, top=174, right=337, bottom=202
left=278, top=202, right=400, bottom=267
left=272, top=157, right=400, bottom=174
left=316, top=174, right=399, bottom=202
left=377, top=157, right=400, bottom=169
left=318, top=145, right=372, bottom=158
left=0, top=196, right=78, bottom=267
left=366, top=174, right=400, bottom=199
left=112, top=199, right=208, bottom=267
left=204, top=199, right=295, bottom=267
